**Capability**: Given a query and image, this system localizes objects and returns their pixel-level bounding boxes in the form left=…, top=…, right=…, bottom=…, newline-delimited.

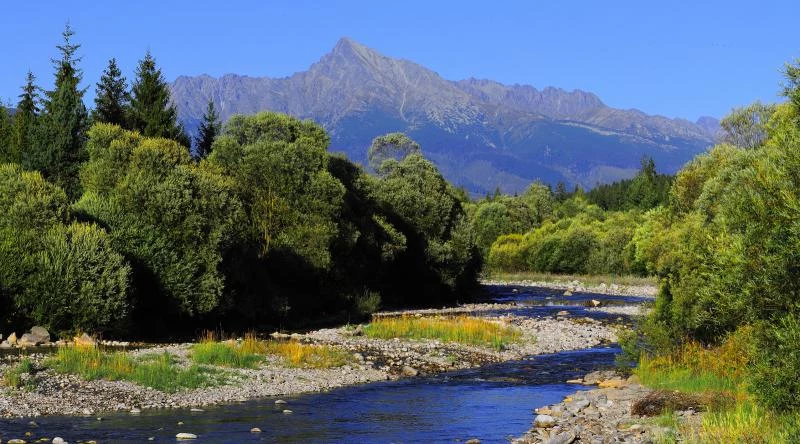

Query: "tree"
left=0, top=105, right=13, bottom=163
left=367, top=132, right=420, bottom=173
left=783, top=59, right=800, bottom=115
left=128, top=51, right=189, bottom=146
left=92, top=58, right=130, bottom=127
left=11, top=71, right=40, bottom=165
left=554, top=181, right=569, bottom=202
left=27, top=24, right=89, bottom=200
left=194, top=100, right=220, bottom=159
left=719, top=101, right=776, bottom=149
left=76, top=124, right=240, bottom=326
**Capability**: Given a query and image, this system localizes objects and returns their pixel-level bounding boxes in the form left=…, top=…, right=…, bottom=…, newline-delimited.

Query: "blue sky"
left=1, top=0, right=797, bottom=120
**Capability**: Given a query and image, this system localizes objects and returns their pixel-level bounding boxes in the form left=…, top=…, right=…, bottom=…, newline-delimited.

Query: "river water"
left=0, top=286, right=651, bottom=443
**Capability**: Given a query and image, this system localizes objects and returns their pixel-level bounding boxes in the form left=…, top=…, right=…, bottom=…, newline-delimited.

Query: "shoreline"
left=481, top=278, right=658, bottom=298
left=0, top=313, right=621, bottom=419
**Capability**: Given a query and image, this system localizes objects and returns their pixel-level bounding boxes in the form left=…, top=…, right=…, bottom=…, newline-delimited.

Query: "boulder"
left=52, top=438, right=67, bottom=444
left=7, top=332, right=17, bottom=345
left=466, top=439, right=481, bottom=444
left=588, top=299, right=602, bottom=308
left=598, top=378, right=626, bottom=389
left=269, top=332, right=290, bottom=340
left=30, top=326, right=50, bottom=344
left=175, top=433, right=197, bottom=439
left=401, top=365, right=418, bottom=377
left=563, top=290, right=573, bottom=296
left=74, top=333, right=97, bottom=347
left=18, top=333, right=40, bottom=347
left=250, top=427, right=262, bottom=433
left=533, top=414, right=556, bottom=428
left=544, top=432, right=576, bottom=444
left=556, top=310, right=570, bottom=317
left=0, top=341, right=10, bottom=348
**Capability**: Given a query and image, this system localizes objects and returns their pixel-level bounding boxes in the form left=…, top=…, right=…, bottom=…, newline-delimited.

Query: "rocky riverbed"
left=514, top=371, right=698, bottom=444
left=0, top=313, right=620, bottom=419
left=481, top=279, right=658, bottom=298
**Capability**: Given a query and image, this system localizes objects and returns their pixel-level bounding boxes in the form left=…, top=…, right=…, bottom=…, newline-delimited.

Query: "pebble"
left=175, top=433, right=197, bottom=439
left=282, top=409, right=293, bottom=414
left=250, top=427, right=262, bottom=433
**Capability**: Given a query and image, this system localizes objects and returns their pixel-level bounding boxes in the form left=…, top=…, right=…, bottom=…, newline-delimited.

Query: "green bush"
left=749, top=314, right=800, bottom=411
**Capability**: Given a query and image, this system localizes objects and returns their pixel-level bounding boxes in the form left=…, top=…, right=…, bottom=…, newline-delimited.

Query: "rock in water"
left=176, top=433, right=198, bottom=439
left=30, top=326, right=50, bottom=343
left=274, top=399, right=287, bottom=405
left=588, top=299, right=602, bottom=307
left=250, top=427, right=262, bottom=433
left=533, top=414, right=556, bottom=428
left=52, top=438, right=66, bottom=444
left=563, top=290, right=573, bottom=296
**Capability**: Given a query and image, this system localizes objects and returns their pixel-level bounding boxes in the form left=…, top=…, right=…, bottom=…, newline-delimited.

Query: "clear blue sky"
left=1, top=0, right=797, bottom=120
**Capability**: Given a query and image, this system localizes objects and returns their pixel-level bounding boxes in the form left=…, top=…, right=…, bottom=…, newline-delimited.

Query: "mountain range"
left=171, top=38, right=719, bottom=194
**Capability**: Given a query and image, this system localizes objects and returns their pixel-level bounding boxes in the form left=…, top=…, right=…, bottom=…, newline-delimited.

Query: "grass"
left=2, top=357, right=35, bottom=389
left=634, top=329, right=800, bottom=443
left=47, top=345, right=225, bottom=392
left=485, top=271, right=656, bottom=287
left=363, top=315, right=522, bottom=350
left=190, top=332, right=350, bottom=369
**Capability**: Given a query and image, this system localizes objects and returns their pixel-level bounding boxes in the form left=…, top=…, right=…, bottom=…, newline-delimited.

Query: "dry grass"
left=363, top=315, right=521, bottom=350
left=191, top=332, right=350, bottom=369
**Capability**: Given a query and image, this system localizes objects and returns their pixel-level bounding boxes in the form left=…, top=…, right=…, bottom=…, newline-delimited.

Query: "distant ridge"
left=171, top=37, right=717, bottom=193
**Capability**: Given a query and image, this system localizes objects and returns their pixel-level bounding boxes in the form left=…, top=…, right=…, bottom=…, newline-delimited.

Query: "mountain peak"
left=331, top=37, right=377, bottom=61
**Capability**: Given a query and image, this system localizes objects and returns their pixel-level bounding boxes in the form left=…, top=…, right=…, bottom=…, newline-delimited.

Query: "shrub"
left=748, top=314, right=800, bottom=411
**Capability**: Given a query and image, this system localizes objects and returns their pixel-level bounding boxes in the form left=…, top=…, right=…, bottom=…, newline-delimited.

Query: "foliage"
left=0, top=106, right=14, bottom=163
left=364, top=315, right=521, bottom=350
left=748, top=314, right=800, bottom=411
left=190, top=341, right=262, bottom=369
left=719, top=101, right=776, bottom=149
left=128, top=51, right=190, bottom=146
left=75, top=124, right=241, bottom=325
left=10, top=71, right=39, bottom=165
left=48, top=346, right=224, bottom=392
left=194, top=100, right=220, bottom=159
left=26, top=24, right=89, bottom=200
left=92, top=58, right=130, bottom=127
left=367, top=132, right=420, bottom=173
left=587, top=157, right=673, bottom=211
left=2, top=358, right=35, bottom=389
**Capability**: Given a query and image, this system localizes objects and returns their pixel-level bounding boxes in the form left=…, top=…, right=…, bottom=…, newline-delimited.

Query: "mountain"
left=171, top=38, right=718, bottom=194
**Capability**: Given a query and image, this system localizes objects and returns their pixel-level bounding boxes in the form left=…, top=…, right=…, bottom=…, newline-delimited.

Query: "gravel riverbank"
left=481, top=279, right=658, bottom=297
left=0, top=313, right=620, bottom=419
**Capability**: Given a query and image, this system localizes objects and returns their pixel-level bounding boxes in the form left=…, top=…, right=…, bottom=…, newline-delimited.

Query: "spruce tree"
left=12, top=71, right=40, bottom=166
left=0, top=105, right=13, bottom=163
left=128, top=51, right=190, bottom=146
left=194, top=100, right=220, bottom=159
left=27, top=24, right=89, bottom=199
left=92, top=58, right=129, bottom=127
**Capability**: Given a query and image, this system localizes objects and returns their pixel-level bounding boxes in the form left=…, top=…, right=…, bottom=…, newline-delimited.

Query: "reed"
left=364, top=315, right=521, bottom=350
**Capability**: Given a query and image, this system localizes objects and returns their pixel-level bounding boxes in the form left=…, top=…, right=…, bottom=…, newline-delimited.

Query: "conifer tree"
left=27, top=24, right=89, bottom=199
left=92, top=58, right=129, bottom=127
left=194, top=100, right=220, bottom=159
left=128, top=51, right=190, bottom=146
left=0, top=105, right=13, bottom=163
left=10, top=71, right=40, bottom=165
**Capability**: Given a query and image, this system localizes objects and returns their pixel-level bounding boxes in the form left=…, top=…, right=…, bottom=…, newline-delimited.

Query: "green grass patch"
left=190, top=341, right=262, bottom=369
left=364, top=315, right=521, bottom=350
left=3, top=357, right=35, bottom=389
left=47, top=346, right=225, bottom=392
left=485, top=271, right=656, bottom=288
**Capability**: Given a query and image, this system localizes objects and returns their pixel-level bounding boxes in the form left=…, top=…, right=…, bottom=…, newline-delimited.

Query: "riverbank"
left=482, top=275, right=658, bottom=298
left=0, top=312, right=620, bottom=419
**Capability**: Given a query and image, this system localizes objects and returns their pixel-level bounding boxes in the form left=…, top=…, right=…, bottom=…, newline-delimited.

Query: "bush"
left=749, top=314, right=800, bottom=411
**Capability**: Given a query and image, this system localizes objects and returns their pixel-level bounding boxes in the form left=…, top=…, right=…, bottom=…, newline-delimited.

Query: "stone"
left=588, top=299, right=602, bottom=308
left=190, top=408, right=204, bottom=412
left=401, top=365, right=418, bottom=377
left=556, top=311, right=570, bottom=317
left=0, top=341, right=11, bottom=348
left=466, top=439, right=481, bottom=444
left=29, top=326, right=50, bottom=344
left=8, top=439, right=27, bottom=444
left=175, top=433, right=197, bottom=440
left=565, top=379, right=583, bottom=384
left=598, top=378, right=626, bottom=389
left=534, top=414, right=556, bottom=428
left=250, top=428, right=262, bottom=433
left=563, top=291, right=573, bottom=296
left=18, top=333, right=39, bottom=347
left=130, top=408, right=141, bottom=414
left=274, top=399, right=287, bottom=405
left=7, top=332, right=18, bottom=345
left=544, top=431, right=576, bottom=444
left=282, top=409, right=293, bottom=414
left=74, top=333, right=96, bottom=347
left=52, top=439, right=66, bottom=444
left=269, top=332, right=290, bottom=340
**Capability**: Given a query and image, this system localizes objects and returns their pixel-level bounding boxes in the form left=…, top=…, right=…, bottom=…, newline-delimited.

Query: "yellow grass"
left=363, top=315, right=521, bottom=350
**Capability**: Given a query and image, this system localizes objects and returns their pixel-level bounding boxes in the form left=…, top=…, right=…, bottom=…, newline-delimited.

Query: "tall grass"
left=2, top=357, right=34, bottom=389
left=634, top=327, right=800, bottom=442
left=190, top=333, right=350, bottom=369
left=48, top=346, right=223, bottom=392
left=364, top=316, right=521, bottom=350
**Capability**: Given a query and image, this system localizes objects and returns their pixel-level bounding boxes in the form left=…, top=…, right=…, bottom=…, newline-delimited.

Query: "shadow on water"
left=0, top=347, right=620, bottom=444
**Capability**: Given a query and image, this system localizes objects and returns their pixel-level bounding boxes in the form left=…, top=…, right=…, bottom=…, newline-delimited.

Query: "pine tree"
left=11, top=71, right=41, bottom=166
left=92, top=58, right=129, bottom=127
left=128, top=51, right=190, bottom=146
left=27, top=23, right=89, bottom=200
left=194, top=100, right=220, bottom=159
